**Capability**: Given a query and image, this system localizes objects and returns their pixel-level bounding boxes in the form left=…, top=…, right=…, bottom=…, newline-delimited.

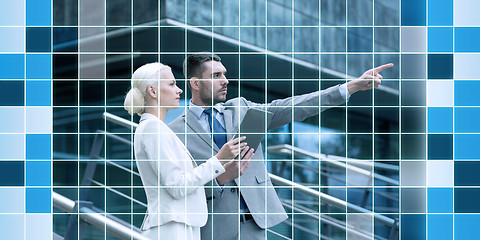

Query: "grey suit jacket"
left=168, top=85, right=345, bottom=239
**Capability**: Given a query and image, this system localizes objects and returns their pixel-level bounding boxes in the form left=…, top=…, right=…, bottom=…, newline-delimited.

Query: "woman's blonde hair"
left=123, top=62, right=168, bottom=115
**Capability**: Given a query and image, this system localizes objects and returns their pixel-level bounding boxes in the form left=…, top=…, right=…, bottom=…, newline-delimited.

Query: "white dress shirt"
left=188, top=102, right=228, bottom=193
left=188, top=102, right=226, bottom=131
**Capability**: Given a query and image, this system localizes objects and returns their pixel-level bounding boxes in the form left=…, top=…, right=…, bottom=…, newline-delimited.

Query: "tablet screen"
left=238, top=108, right=273, bottom=152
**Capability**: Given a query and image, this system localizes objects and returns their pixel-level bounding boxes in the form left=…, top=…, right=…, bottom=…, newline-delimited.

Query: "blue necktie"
left=203, top=108, right=249, bottom=211
left=203, top=108, right=227, bottom=148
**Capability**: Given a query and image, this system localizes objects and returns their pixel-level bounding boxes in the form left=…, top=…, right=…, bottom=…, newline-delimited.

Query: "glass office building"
left=50, top=0, right=404, bottom=239
left=11, top=0, right=480, bottom=239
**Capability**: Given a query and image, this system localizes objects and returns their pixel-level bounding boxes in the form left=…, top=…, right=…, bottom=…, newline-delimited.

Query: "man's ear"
left=146, top=85, right=157, bottom=99
left=189, top=77, right=200, bottom=91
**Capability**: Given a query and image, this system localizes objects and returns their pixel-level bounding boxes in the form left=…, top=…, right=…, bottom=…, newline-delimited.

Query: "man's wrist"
left=216, top=176, right=226, bottom=186
left=214, top=176, right=225, bottom=195
left=347, top=81, right=359, bottom=95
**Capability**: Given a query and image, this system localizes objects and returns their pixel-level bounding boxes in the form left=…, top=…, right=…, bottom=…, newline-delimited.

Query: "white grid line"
left=425, top=1, right=429, bottom=240
left=398, top=0, right=403, bottom=239
left=452, top=0, right=456, bottom=239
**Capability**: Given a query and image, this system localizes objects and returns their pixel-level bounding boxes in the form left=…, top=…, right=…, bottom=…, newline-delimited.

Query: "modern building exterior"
left=51, top=1, right=404, bottom=239
left=6, top=0, right=479, bottom=239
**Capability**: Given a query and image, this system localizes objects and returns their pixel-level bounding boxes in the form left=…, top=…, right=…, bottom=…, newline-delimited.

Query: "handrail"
left=104, top=112, right=139, bottom=129
left=53, top=192, right=148, bottom=240
left=268, top=174, right=397, bottom=228
left=104, top=112, right=396, bottom=180
left=103, top=112, right=399, bottom=230
left=268, top=144, right=399, bottom=171
left=267, top=144, right=399, bottom=186
left=326, top=154, right=399, bottom=171
left=90, top=179, right=147, bottom=207
left=53, top=191, right=76, bottom=213
left=280, top=201, right=377, bottom=240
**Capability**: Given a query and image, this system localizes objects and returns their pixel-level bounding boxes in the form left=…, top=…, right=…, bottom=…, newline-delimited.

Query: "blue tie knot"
left=203, top=107, right=214, bottom=116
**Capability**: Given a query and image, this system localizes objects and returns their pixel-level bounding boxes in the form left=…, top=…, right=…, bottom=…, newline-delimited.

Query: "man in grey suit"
left=168, top=54, right=393, bottom=239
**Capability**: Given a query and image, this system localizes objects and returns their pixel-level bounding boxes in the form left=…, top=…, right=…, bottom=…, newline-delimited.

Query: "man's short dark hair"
left=183, top=54, right=221, bottom=79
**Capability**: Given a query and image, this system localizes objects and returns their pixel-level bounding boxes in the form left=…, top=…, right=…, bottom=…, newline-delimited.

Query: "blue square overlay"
left=455, top=81, right=480, bottom=106
left=455, top=188, right=480, bottom=213
left=0, top=27, right=25, bottom=52
left=428, top=54, right=453, bottom=79
left=455, top=27, right=480, bottom=52
left=455, top=107, right=480, bottom=133
left=26, top=134, right=51, bottom=160
left=455, top=214, right=480, bottom=239
left=26, top=161, right=51, bottom=186
left=428, top=134, right=453, bottom=160
left=26, top=188, right=51, bottom=213
left=26, top=27, right=52, bottom=52
left=455, top=161, right=480, bottom=186
left=26, top=81, right=51, bottom=106
left=428, top=214, right=453, bottom=240
left=0, top=1, right=25, bottom=26
left=455, top=134, right=480, bottom=159
left=0, top=161, right=24, bottom=186
left=26, top=54, right=52, bottom=79
left=428, top=107, right=453, bottom=133
left=428, top=188, right=453, bottom=213
left=402, top=0, right=426, bottom=26
left=0, top=54, right=24, bottom=79
left=428, top=27, right=453, bottom=52
left=428, top=0, right=453, bottom=26
left=26, top=0, right=51, bottom=26
left=0, top=81, right=24, bottom=106
left=401, top=214, right=426, bottom=240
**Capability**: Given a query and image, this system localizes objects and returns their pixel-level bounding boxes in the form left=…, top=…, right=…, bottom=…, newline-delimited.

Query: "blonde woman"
left=124, top=63, right=254, bottom=239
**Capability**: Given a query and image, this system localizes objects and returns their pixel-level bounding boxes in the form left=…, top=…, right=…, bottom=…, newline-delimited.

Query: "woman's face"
left=158, top=68, right=183, bottom=109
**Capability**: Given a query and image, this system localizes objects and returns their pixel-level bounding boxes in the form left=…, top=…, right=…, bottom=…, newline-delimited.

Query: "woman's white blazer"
left=134, top=113, right=225, bottom=230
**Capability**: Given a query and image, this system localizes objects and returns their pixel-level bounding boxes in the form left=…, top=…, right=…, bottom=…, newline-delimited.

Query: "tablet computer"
left=238, top=108, right=273, bottom=152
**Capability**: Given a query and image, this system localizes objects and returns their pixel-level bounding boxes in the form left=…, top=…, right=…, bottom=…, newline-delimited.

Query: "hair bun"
left=123, top=87, right=145, bottom=115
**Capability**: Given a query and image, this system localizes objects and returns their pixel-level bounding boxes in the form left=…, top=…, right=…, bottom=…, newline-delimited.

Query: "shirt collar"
left=188, top=100, right=225, bottom=120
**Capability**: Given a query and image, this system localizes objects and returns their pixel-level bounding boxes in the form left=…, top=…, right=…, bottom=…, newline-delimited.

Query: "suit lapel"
left=184, top=108, right=220, bottom=152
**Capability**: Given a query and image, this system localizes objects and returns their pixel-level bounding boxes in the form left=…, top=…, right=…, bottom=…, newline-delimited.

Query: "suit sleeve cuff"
left=339, top=83, right=351, bottom=102
left=209, top=156, right=226, bottom=177
left=209, top=156, right=226, bottom=196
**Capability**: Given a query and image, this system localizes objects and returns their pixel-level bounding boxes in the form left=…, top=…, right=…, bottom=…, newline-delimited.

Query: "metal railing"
left=103, top=112, right=399, bottom=239
left=269, top=175, right=397, bottom=229
left=280, top=201, right=378, bottom=240
left=53, top=192, right=148, bottom=240
left=267, top=144, right=399, bottom=186
left=104, top=112, right=139, bottom=129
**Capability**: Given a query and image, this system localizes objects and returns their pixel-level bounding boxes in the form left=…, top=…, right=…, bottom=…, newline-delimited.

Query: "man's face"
left=198, top=60, right=229, bottom=104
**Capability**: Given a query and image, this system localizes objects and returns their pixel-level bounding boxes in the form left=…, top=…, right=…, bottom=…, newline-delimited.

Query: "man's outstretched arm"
left=244, top=63, right=394, bottom=130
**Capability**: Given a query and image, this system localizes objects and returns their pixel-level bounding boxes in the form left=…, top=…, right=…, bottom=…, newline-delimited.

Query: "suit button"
left=215, top=170, right=219, bottom=174
left=231, top=188, right=236, bottom=192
